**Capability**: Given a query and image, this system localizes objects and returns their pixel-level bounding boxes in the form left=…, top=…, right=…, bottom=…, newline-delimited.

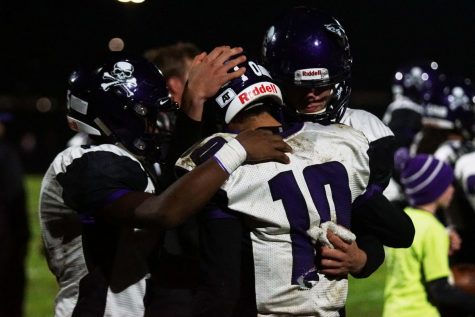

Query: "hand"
left=319, top=230, right=367, bottom=278
left=181, top=46, right=247, bottom=121
left=236, top=129, right=292, bottom=164
left=448, top=227, right=462, bottom=256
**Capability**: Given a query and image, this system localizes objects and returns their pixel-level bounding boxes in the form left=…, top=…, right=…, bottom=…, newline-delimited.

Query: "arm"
left=367, top=135, right=396, bottom=191
left=427, top=277, right=475, bottom=313
left=352, top=192, right=415, bottom=248
left=101, top=129, right=291, bottom=227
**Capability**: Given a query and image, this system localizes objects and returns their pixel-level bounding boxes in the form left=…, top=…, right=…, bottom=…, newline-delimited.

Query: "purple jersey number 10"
left=268, top=161, right=352, bottom=288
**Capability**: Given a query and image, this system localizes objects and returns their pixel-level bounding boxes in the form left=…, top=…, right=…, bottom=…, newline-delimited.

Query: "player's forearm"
left=180, top=85, right=205, bottom=121
left=135, top=159, right=228, bottom=227
left=98, top=159, right=228, bottom=228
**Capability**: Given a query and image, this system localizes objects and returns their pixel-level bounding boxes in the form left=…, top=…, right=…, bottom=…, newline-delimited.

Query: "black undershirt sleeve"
left=427, top=277, right=475, bottom=314
left=352, top=192, right=415, bottom=248
left=351, top=234, right=385, bottom=278
left=367, top=135, right=396, bottom=191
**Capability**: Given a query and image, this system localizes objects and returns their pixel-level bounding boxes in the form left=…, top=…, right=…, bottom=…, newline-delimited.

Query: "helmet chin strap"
left=296, top=107, right=327, bottom=115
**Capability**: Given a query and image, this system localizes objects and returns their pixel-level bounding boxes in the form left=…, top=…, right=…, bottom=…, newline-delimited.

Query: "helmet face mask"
left=66, top=53, right=178, bottom=161
left=261, top=6, right=352, bottom=123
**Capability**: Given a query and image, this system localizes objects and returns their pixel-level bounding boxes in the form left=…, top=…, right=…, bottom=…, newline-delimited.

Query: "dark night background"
left=1, top=0, right=474, bottom=172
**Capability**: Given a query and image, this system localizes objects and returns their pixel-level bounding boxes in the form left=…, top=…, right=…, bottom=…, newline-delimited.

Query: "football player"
left=425, top=77, right=475, bottom=265
left=383, top=151, right=475, bottom=317
left=426, top=77, right=475, bottom=160
left=176, top=58, right=390, bottom=316
left=38, top=49, right=291, bottom=317
left=261, top=5, right=414, bottom=248
left=143, top=41, right=203, bottom=317
left=384, top=60, right=442, bottom=149
left=382, top=61, right=443, bottom=208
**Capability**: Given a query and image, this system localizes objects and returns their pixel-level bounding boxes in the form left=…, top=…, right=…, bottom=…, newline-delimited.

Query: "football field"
left=24, top=174, right=386, bottom=316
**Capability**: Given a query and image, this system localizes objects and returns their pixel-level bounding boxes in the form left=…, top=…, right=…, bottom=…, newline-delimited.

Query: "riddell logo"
left=238, top=83, right=279, bottom=104
left=295, top=68, right=329, bottom=81
left=303, top=70, right=324, bottom=77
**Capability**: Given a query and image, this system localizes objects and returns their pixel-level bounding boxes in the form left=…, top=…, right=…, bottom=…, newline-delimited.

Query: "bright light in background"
left=108, top=37, right=125, bottom=51
left=117, top=0, right=145, bottom=3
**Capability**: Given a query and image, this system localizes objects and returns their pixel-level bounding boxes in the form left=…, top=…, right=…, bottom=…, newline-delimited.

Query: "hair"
left=144, top=42, right=201, bottom=79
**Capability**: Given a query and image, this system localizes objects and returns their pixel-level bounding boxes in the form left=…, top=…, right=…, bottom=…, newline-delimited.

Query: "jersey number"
left=268, top=161, right=351, bottom=288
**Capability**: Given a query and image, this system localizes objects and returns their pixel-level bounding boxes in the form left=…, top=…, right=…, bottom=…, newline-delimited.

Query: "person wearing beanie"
left=383, top=151, right=475, bottom=317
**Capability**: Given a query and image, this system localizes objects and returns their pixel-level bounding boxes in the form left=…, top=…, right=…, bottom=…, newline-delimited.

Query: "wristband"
left=213, top=138, right=247, bottom=174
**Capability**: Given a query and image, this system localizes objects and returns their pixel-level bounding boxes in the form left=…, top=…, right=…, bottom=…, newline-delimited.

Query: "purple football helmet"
left=261, top=6, right=352, bottom=123
left=392, top=60, right=443, bottom=104
left=424, top=77, right=475, bottom=138
left=205, top=58, right=284, bottom=127
left=66, top=52, right=177, bottom=159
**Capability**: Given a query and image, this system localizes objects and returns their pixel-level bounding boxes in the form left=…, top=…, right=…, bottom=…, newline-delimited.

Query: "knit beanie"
left=395, top=148, right=454, bottom=206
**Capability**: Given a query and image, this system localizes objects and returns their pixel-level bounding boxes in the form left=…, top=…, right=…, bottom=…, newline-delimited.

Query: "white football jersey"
left=382, top=96, right=424, bottom=126
left=39, top=144, right=159, bottom=317
left=454, top=151, right=475, bottom=211
left=341, top=108, right=394, bottom=143
left=434, top=139, right=475, bottom=167
left=176, top=122, right=370, bottom=316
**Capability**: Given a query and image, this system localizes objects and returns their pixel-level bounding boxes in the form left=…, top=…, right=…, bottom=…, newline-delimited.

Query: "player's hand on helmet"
left=236, top=129, right=292, bottom=164
left=319, top=230, right=367, bottom=278
left=182, top=46, right=247, bottom=121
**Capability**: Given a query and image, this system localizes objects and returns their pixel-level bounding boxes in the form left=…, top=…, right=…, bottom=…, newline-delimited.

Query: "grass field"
left=23, top=174, right=387, bottom=316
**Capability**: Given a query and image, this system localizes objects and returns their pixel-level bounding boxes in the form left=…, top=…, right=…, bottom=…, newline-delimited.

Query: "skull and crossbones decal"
left=101, top=61, right=138, bottom=97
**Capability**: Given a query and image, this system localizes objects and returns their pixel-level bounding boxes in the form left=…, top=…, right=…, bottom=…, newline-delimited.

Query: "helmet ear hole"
left=66, top=52, right=172, bottom=159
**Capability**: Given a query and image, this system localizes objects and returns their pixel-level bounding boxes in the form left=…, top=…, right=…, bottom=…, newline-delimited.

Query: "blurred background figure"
left=413, top=76, right=475, bottom=156
left=144, top=42, right=202, bottom=172
left=385, top=70, right=475, bottom=305
left=383, top=60, right=442, bottom=150
left=383, top=60, right=443, bottom=208
left=453, top=148, right=475, bottom=266
left=143, top=41, right=202, bottom=232
left=144, top=41, right=202, bottom=244
left=0, top=112, right=29, bottom=317
left=428, top=77, right=475, bottom=161
left=383, top=151, right=475, bottom=317
left=424, top=77, right=475, bottom=267
left=144, top=42, right=201, bottom=106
